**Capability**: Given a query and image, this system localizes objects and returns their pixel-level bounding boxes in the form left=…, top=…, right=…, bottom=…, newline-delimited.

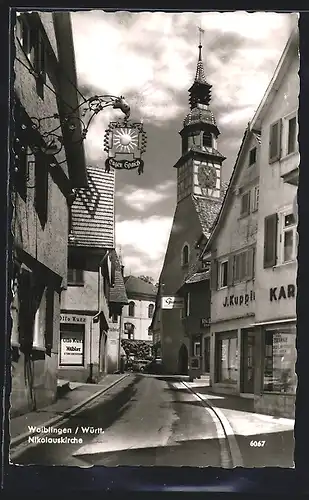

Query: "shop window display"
left=263, top=328, right=297, bottom=394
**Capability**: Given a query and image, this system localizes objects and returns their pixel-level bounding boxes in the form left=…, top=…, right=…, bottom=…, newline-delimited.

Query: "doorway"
left=241, top=330, right=255, bottom=394
left=99, top=331, right=107, bottom=374
left=178, top=344, right=189, bottom=375
left=204, top=336, right=210, bottom=373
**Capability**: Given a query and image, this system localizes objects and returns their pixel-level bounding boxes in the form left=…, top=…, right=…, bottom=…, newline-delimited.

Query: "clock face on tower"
left=198, top=164, right=217, bottom=190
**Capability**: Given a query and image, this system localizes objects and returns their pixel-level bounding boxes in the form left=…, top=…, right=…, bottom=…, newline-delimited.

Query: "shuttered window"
left=269, top=120, right=282, bottom=163
left=264, top=213, right=278, bottom=268
left=233, top=247, right=255, bottom=283
left=240, top=191, right=250, bottom=217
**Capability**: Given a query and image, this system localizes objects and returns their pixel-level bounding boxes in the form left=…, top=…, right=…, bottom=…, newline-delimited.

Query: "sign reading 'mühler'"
left=60, top=337, right=84, bottom=365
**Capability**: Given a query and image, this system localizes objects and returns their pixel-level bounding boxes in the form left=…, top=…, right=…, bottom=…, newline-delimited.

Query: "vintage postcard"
left=9, top=9, right=298, bottom=469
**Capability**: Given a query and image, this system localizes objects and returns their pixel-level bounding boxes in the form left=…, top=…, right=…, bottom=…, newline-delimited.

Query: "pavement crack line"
left=180, top=381, right=243, bottom=468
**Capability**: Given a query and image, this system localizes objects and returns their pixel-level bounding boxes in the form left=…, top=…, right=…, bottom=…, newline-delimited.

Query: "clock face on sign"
left=198, top=164, right=217, bottom=190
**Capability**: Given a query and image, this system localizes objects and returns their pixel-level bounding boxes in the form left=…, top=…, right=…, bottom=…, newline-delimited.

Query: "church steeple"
left=173, top=27, right=226, bottom=206
left=189, top=28, right=212, bottom=109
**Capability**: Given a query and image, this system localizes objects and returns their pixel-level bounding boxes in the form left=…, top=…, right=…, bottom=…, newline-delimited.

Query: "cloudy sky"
left=71, top=10, right=296, bottom=281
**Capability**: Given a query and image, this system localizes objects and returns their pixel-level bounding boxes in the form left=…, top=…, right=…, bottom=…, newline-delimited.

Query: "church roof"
left=124, top=275, right=157, bottom=299
left=109, top=250, right=128, bottom=305
left=192, top=195, right=222, bottom=239
left=69, top=166, right=115, bottom=249
left=183, top=105, right=217, bottom=128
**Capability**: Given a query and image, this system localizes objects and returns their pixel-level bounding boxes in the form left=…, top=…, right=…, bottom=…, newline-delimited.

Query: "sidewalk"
left=10, top=374, right=129, bottom=449
left=185, top=379, right=295, bottom=467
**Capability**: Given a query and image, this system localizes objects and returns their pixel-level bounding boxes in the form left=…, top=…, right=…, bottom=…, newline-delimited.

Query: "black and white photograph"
left=9, top=9, right=299, bottom=469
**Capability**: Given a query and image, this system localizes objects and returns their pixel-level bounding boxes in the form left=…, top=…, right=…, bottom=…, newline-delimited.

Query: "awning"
left=249, top=318, right=296, bottom=327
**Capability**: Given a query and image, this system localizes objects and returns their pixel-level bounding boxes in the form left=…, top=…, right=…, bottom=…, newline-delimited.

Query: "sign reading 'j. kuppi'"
left=269, top=284, right=296, bottom=302
left=223, top=290, right=255, bottom=307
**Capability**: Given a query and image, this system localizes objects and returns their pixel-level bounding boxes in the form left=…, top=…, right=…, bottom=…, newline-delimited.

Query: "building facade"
left=252, top=27, right=299, bottom=417
left=11, top=12, right=87, bottom=417
left=157, top=41, right=225, bottom=374
left=59, top=167, right=127, bottom=382
left=203, top=26, right=298, bottom=417
left=204, top=127, right=261, bottom=396
left=122, top=276, right=157, bottom=343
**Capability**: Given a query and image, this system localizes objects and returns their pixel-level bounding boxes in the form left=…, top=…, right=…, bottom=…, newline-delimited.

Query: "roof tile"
left=69, top=166, right=115, bottom=249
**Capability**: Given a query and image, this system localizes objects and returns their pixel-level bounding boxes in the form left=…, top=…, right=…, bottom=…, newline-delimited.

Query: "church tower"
left=174, top=33, right=225, bottom=203
left=157, top=30, right=226, bottom=376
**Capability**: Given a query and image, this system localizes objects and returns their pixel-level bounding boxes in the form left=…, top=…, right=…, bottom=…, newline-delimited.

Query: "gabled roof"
left=109, top=250, right=128, bottom=305
left=69, top=166, right=115, bottom=249
left=250, top=25, right=298, bottom=131
left=204, top=26, right=298, bottom=255
left=124, top=276, right=157, bottom=299
left=192, top=195, right=223, bottom=239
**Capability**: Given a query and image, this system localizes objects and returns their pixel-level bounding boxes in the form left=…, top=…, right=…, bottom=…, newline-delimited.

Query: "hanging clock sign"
left=104, top=120, right=147, bottom=175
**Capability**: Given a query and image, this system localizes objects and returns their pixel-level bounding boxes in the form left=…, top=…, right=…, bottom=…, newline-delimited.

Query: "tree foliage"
left=121, top=338, right=153, bottom=360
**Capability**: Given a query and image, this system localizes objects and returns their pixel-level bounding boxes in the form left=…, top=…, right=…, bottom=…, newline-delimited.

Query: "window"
left=249, top=147, right=257, bottom=166
left=17, top=15, right=33, bottom=60
left=148, top=303, right=154, bottom=319
left=219, top=260, right=228, bottom=288
left=59, top=323, right=85, bottom=366
left=279, top=209, right=297, bottom=264
left=240, top=191, right=250, bottom=217
left=269, top=120, right=282, bottom=163
left=286, top=115, right=297, bottom=156
left=67, top=268, right=84, bottom=286
left=203, top=131, right=212, bottom=148
left=112, top=313, right=118, bottom=323
left=128, top=301, right=135, bottom=317
left=263, top=329, right=297, bottom=394
left=233, top=248, right=255, bottom=283
left=252, top=186, right=259, bottom=212
left=182, top=244, right=189, bottom=266
left=216, top=332, right=238, bottom=384
left=263, top=213, right=278, bottom=268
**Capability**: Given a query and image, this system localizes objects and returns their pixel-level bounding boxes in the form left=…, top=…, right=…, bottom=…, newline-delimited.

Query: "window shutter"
left=247, top=247, right=255, bottom=280
left=269, top=120, right=282, bottom=163
left=264, top=213, right=278, bottom=268
left=227, top=256, right=234, bottom=286
left=210, top=259, right=218, bottom=290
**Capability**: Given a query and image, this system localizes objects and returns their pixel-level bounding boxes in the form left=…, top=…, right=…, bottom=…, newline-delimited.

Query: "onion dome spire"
left=188, top=27, right=212, bottom=109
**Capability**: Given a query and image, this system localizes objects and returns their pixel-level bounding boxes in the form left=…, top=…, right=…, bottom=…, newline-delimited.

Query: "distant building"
left=59, top=167, right=127, bottom=382
left=122, top=276, right=157, bottom=344
left=156, top=39, right=225, bottom=375
left=203, top=26, right=298, bottom=418
left=11, top=12, right=87, bottom=417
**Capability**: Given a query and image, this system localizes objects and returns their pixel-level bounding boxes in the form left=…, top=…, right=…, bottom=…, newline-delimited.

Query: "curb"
left=10, top=374, right=129, bottom=450
left=182, top=382, right=243, bottom=468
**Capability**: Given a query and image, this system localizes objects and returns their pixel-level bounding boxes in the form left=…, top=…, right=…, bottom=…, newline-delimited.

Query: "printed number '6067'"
left=250, top=440, right=266, bottom=447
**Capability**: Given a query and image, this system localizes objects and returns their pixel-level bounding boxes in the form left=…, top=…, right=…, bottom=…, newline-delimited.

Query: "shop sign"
left=200, top=318, right=211, bottom=328
left=269, top=284, right=296, bottom=302
left=60, top=337, right=84, bottom=365
left=223, top=290, right=255, bottom=307
left=60, top=314, right=86, bottom=323
left=161, top=296, right=184, bottom=309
